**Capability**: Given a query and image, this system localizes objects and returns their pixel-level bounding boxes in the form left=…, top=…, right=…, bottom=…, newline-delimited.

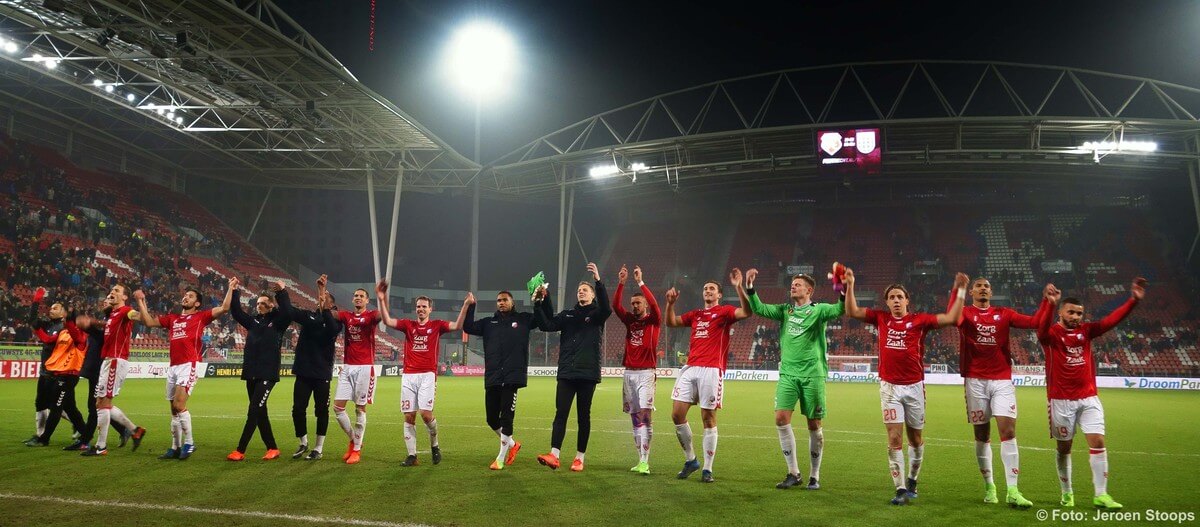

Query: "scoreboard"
left=817, top=128, right=882, bottom=175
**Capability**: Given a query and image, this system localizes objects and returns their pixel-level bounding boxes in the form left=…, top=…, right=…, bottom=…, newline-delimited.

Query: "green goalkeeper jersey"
left=747, top=290, right=844, bottom=378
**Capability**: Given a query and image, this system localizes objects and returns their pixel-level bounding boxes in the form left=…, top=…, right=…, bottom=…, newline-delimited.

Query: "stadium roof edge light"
left=0, top=0, right=478, bottom=190
left=484, top=60, right=1200, bottom=200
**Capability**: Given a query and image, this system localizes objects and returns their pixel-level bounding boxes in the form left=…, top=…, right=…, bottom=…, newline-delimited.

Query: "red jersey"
left=864, top=308, right=939, bottom=385
left=391, top=318, right=451, bottom=374
left=158, top=309, right=215, bottom=366
left=1039, top=297, right=1136, bottom=400
left=680, top=304, right=738, bottom=371
left=338, top=310, right=380, bottom=365
left=953, top=298, right=1045, bottom=380
left=613, top=283, right=662, bottom=369
left=101, top=305, right=135, bottom=360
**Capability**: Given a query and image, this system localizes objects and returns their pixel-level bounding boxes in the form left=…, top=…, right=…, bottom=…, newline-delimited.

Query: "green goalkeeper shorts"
left=775, top=374, right=827, bottom=419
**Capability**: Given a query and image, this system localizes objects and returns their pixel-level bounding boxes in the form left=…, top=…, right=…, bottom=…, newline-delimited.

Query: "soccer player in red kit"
left=953, top=278, right=1051, bottom=507
left=377, top=282, right=471, bottom=466
left=83, top=283, right=147, bottom=457
left=664, top=268, right=752, bottom=484
left=334, top=285, right=382, bottom=465
left=612, top=265, right=662, bottom=474
left=844, top=267, right=968, bottom=505
left=1037, top=278, right=1144, bottom=511
left=134, top=278, right=237, bottom=460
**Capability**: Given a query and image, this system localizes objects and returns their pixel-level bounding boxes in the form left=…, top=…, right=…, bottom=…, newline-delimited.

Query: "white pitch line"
left=0, top=492, right=432, bottom=527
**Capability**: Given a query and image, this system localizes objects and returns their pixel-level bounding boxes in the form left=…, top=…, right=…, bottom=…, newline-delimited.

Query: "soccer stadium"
left=1, top=1, right=1199, bottom=526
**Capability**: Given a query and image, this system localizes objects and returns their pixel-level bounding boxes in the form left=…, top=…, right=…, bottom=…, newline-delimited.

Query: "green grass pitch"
left=0, top=376, right=1197, bottom=527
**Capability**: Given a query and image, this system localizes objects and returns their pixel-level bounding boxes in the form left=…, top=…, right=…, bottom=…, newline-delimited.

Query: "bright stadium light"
left=125, top=93, right=135, bottom=102
left=589, top=164, right=619, bottom=178
left=1079, top=140, right=1157, bottom=153
left=445, top=21, right=517, bottom=102
left=104, top=84, right=114, bottom=93
left=630, top=162, right=647, bottom=172
left=174, top=116, right=183, bottom=124
left=92, top=78, right=103, bottom=87
left=156, top=108, right=165, bottom=116
left=3, top=41, right=15, bottom=54
left=166, top=111, right=175, bottom=120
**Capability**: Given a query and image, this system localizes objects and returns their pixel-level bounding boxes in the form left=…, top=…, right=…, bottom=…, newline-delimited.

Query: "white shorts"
left=880, top=380, right=925, bottom=429
left=1048, top=397, right=1106, bottom=441
left=335, top=365, right=376, bottom=406
left=165, top=362, right=199, bottom=400
left=95, top=358, right=128, bottom=399
left=964, top=378, right=1017, bottom=424
left=400, top=372, right=436, bottom=413
left=622, top=369, right=657, bottom=413
left=671, top=365, right=723, bottom=410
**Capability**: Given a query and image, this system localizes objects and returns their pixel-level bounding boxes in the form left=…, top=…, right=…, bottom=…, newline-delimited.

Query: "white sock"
left=427, top=420, right=439, bottom=448
left=702, top=427, right=718, bottom=472
left=179, top=410, right=193, bottom=445
left=645, top=424, right=653, bottom=462
left=352, top=411, right=366, bottom=451
left=631, top=425, right=643, bottom=460
left=334, top=408, right=353, bottom=439
left=635, top=426, right=649, bottom=463
left=888, top=448, right=906, bottom=490
left=1000, top=439, right=1020, bottom=488
left=551, top=447, right=561, bottom=458
left=575, top=452, right=585, bottom=462
left=976, top=441, right=993, bottom=484
left=674, top=423, right=695, bottom=461
left=403, top=423, right=417, bottom=456
left=809, top=428, right=824, bottom=481
left=170, top=414, right=181, bottom=449
left=36, top=409, right=48, bottom=436
left=777, top=425, right=799, bottom=475
left=1056, top=451, right=1073, bottom=493
left=96, top=408, right=111, bottom=449
left=497, top=434, right=512, bottom=462
left=110, top=406, right=135, bottom=430
left=314, top=435, right=325, bottom=452
left=299, top=434, right=308, bottom=448
left=907, top=444, right=924, bottom=481
left=1089, top=448, right=1108, bottom=496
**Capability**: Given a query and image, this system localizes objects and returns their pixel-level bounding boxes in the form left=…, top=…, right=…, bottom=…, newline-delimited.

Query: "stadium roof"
left=0, top=0, right=478, bottom=190
left=490, top=60, right=1200, bottom=200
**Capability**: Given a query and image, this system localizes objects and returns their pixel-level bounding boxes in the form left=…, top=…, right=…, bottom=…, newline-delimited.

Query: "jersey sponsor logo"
left=885, top=328, right=909, bottom=350
left=973, top=323, right=998, bottom=345
left=629, top=328, right=645, bottom=347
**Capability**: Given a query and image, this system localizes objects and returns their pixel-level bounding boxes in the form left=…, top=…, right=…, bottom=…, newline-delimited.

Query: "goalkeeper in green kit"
left=741, top=268, right=844, bottom=490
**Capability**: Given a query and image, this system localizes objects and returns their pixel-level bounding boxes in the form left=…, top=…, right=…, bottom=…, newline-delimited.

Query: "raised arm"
left=613, top=266, right=629, bottom=320
left=664, top=287, right=685, bottom=327
left=590, top=263, right=611, bottom=322
left=534, top=287, right=561, bottom=332
left=1037, top=284, right=1060, bottom=341
left=272, top=282, right=293, bottom=324
left=843, top=267, right=868, bottom=320
left=132, top=290, right=161, bottom=328
left=375, top=279, right=398, bottom=329
left=935, top=272, right=970, bottom=327
left=211, top=277, right=238, bottom=318
left=228, top=288, right=252, bottom=329
left=448, top=292, right=473, bottom=331
left=744, top=268, right=785, bottom=321
left=642, top=280, right=662, bottom=326
left=1090, top=277, right=1144, bottom=338
left=731, top=268, right=752, bottom=320
left=461, top=300, right=482, bottom=336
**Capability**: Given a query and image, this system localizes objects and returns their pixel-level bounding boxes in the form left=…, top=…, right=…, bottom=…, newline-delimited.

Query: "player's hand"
left=1045, top=283, right=1061, bottom=303
left=633, top=266, right=642, bottom=283
left=665, top=287, right=679, bottom=304
left=843, top=268, right=855, bottom=287
left=228, top=277, right=239, bottom=290
left=729, top=267, right=743, bottom=287
left=316, top=274, right=327, bottom=290
left=534, top=285, right=548, bottom=301
left=376, top=279, right=388, bottom=295
left=618, top=265, right=628, bottom=283
left=587, top=262, right=600, bottom=282
left=1131, top=277, right=1147, bottom=300
left=132, top=289, right=145, bottom=301
left=465, top=292, right=476, bottom=306
left=953, top=272, right=969, bottom=290
left=274, top=280, right=286, bottom=292
left=745, top=268, right=758, bottom=288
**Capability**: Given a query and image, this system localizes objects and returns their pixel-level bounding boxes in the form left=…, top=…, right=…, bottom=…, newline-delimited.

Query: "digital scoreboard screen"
left=817, top=128, right=882, bottom=175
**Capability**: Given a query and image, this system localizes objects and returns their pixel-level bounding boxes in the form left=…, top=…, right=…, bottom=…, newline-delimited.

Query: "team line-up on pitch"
left=20, top=262, right=1146, bottom=509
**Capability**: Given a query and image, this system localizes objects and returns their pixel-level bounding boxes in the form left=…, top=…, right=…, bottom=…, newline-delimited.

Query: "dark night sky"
left=281, top=0, right=1200, bottom=163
